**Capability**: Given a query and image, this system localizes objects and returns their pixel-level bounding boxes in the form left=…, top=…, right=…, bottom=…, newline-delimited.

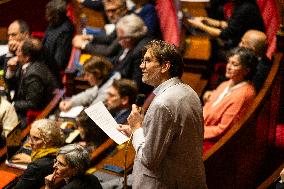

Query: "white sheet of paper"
left=84, top=101, right=129, bottom=144
left=0, top=45, right=8, bottom=56
left=59, top=106, right=84, bottom=118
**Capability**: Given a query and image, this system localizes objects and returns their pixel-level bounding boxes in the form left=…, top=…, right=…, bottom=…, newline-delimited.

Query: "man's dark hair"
left=46, top=0, right=67, bottom=26
left=21, top=38, right=42, bottom=61
left=14, top=19, right=30, bottom=34
left=142, top=40, right=184, bottom=78
left=112, top=79, right=138, bottom=105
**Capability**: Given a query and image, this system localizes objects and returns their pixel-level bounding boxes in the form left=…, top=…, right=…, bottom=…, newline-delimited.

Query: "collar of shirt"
left=153, top=77, right=181, bottom=96
left=21, top=62, right=30, bottom=71
left=211, top=81, right=248, bottom=108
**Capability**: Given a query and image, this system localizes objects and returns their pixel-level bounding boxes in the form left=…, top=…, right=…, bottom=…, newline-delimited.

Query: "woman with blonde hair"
left=13, top=119, right=64, bottom=189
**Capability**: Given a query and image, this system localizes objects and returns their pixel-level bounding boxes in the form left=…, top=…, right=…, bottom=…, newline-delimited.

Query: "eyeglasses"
left=29, top=135, right=43, bottom=143
left=105, top=6, right=122, bottom=14
left=140, top=57, right=160, bottom=67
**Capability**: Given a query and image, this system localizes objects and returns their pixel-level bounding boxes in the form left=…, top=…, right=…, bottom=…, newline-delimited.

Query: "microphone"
left=135, top=94, right=146, bottom=113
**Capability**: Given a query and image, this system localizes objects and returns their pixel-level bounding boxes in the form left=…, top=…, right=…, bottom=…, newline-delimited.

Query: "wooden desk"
left=181, top=2, right=209, bottom=17
left=0, top=163, right=24, bottom=176
left=92, top=143, right=136, bottom=176
left=180, top=1, right=212, bottom=74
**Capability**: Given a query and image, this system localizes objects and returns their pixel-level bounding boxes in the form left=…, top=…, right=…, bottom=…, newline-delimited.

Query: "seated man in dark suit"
left=0, top=20, right=30, bottom=95
left=105, top=78, right=138, bottom=124
left=113, top=13, right=154, bottom=94
left=72, top=0, right=129, bottom=59
left=6, top=37, right=59, bottom=128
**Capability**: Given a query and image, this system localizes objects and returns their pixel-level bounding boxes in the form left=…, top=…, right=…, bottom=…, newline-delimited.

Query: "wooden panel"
left=181, top=2, right=208, bottom=17
left=182, top=71, right=201, bottom=89
left=183, top=35, right=211, bottom=61
left=70, top=0, right=105, bottom=32
left=0, top=27, right=7, bottom=42
left=81, top=7, right=105, bottom=29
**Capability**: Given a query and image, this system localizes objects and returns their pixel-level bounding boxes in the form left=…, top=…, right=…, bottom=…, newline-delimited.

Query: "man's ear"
left=161, top=61, right=171, bottom=73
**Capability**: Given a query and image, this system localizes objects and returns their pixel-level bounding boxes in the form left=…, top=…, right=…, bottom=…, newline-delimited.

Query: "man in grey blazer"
left=118, top=40, right=207, bottom=189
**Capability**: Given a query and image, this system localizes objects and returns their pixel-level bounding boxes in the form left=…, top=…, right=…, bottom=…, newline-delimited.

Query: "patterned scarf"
left=31, top=147, right=58, bottom=161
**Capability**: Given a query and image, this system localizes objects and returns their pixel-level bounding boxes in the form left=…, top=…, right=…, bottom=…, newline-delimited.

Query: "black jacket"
left=9, top=61, right=58, bottom=115
left=220, top=2, right=265, bottom=49
left=112, top=35, right=154, bottom=94
left=43, top=16, right=74, bottom=84
left=61, top=174, right=102, bottom=189
left=14, top=155, right=55, bottom=189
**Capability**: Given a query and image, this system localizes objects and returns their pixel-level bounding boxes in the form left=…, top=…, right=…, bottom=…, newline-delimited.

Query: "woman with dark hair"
left=75, top=111, right=108, bottom=151
left=59, top=56, right=121, bottom=112
left=45, top=144, right=102, bottom=189
left=188, top=0, right=265, bottom=50
left=203, top=47, right=258, bottom=141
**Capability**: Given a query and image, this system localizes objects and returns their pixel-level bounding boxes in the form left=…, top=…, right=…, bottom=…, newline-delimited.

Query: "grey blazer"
left=132, top=78, right=207, bottom=189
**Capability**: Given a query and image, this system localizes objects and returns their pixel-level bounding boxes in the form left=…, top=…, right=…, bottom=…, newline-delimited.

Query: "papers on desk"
left=0, top=45, right=8, bottom=56
left=59, top=106, right=84, bottom=118
left=85, top=101, right=129, bottom=145
left=5, top=160, right=28, bottom=170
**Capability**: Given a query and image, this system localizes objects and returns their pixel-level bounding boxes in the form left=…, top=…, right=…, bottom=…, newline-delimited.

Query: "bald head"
left=239, top=30, right=267, bottom=57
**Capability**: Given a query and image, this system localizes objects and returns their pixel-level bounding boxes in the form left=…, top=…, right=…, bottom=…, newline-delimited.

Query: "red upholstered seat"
left=26, top=110, right=41, bottom=126
left=257, top=0, right=280, bottom=59
left=155, top=0, right=180, bottom=46
left=275, top=124, right=284, bottom=149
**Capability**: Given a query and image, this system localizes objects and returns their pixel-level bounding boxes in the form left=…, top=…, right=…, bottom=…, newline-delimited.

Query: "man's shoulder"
left=155, top=83, right=201, bottom=108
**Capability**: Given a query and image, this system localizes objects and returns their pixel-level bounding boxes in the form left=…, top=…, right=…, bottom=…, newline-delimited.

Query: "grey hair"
left=116, top=14, right=148, bottom=39
left=31, top=119, right=64, bottom=147
left=58, top=144, right=90, bottom=176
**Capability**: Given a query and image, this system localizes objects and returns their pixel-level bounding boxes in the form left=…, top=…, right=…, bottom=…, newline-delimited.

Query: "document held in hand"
left=84, top=101, right=129, bottom=144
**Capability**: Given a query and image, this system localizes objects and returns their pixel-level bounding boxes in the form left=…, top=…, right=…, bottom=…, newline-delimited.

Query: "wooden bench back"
left=203, top=52, right=283, bottom=189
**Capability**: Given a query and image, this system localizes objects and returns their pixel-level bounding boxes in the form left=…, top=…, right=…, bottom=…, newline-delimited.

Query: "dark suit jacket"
left=252, top=56, right=272, bottom=92
left=61, top=174, right=102, bottom=189
left=43, top=17, right=74, bottom=84
left=14, top=155, right=55, bottom=189
left=84, top=30, right=122, bottom=59
left=9, top=61, right=58, bottom=116
left=112, top=35, right=154, bottom=94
